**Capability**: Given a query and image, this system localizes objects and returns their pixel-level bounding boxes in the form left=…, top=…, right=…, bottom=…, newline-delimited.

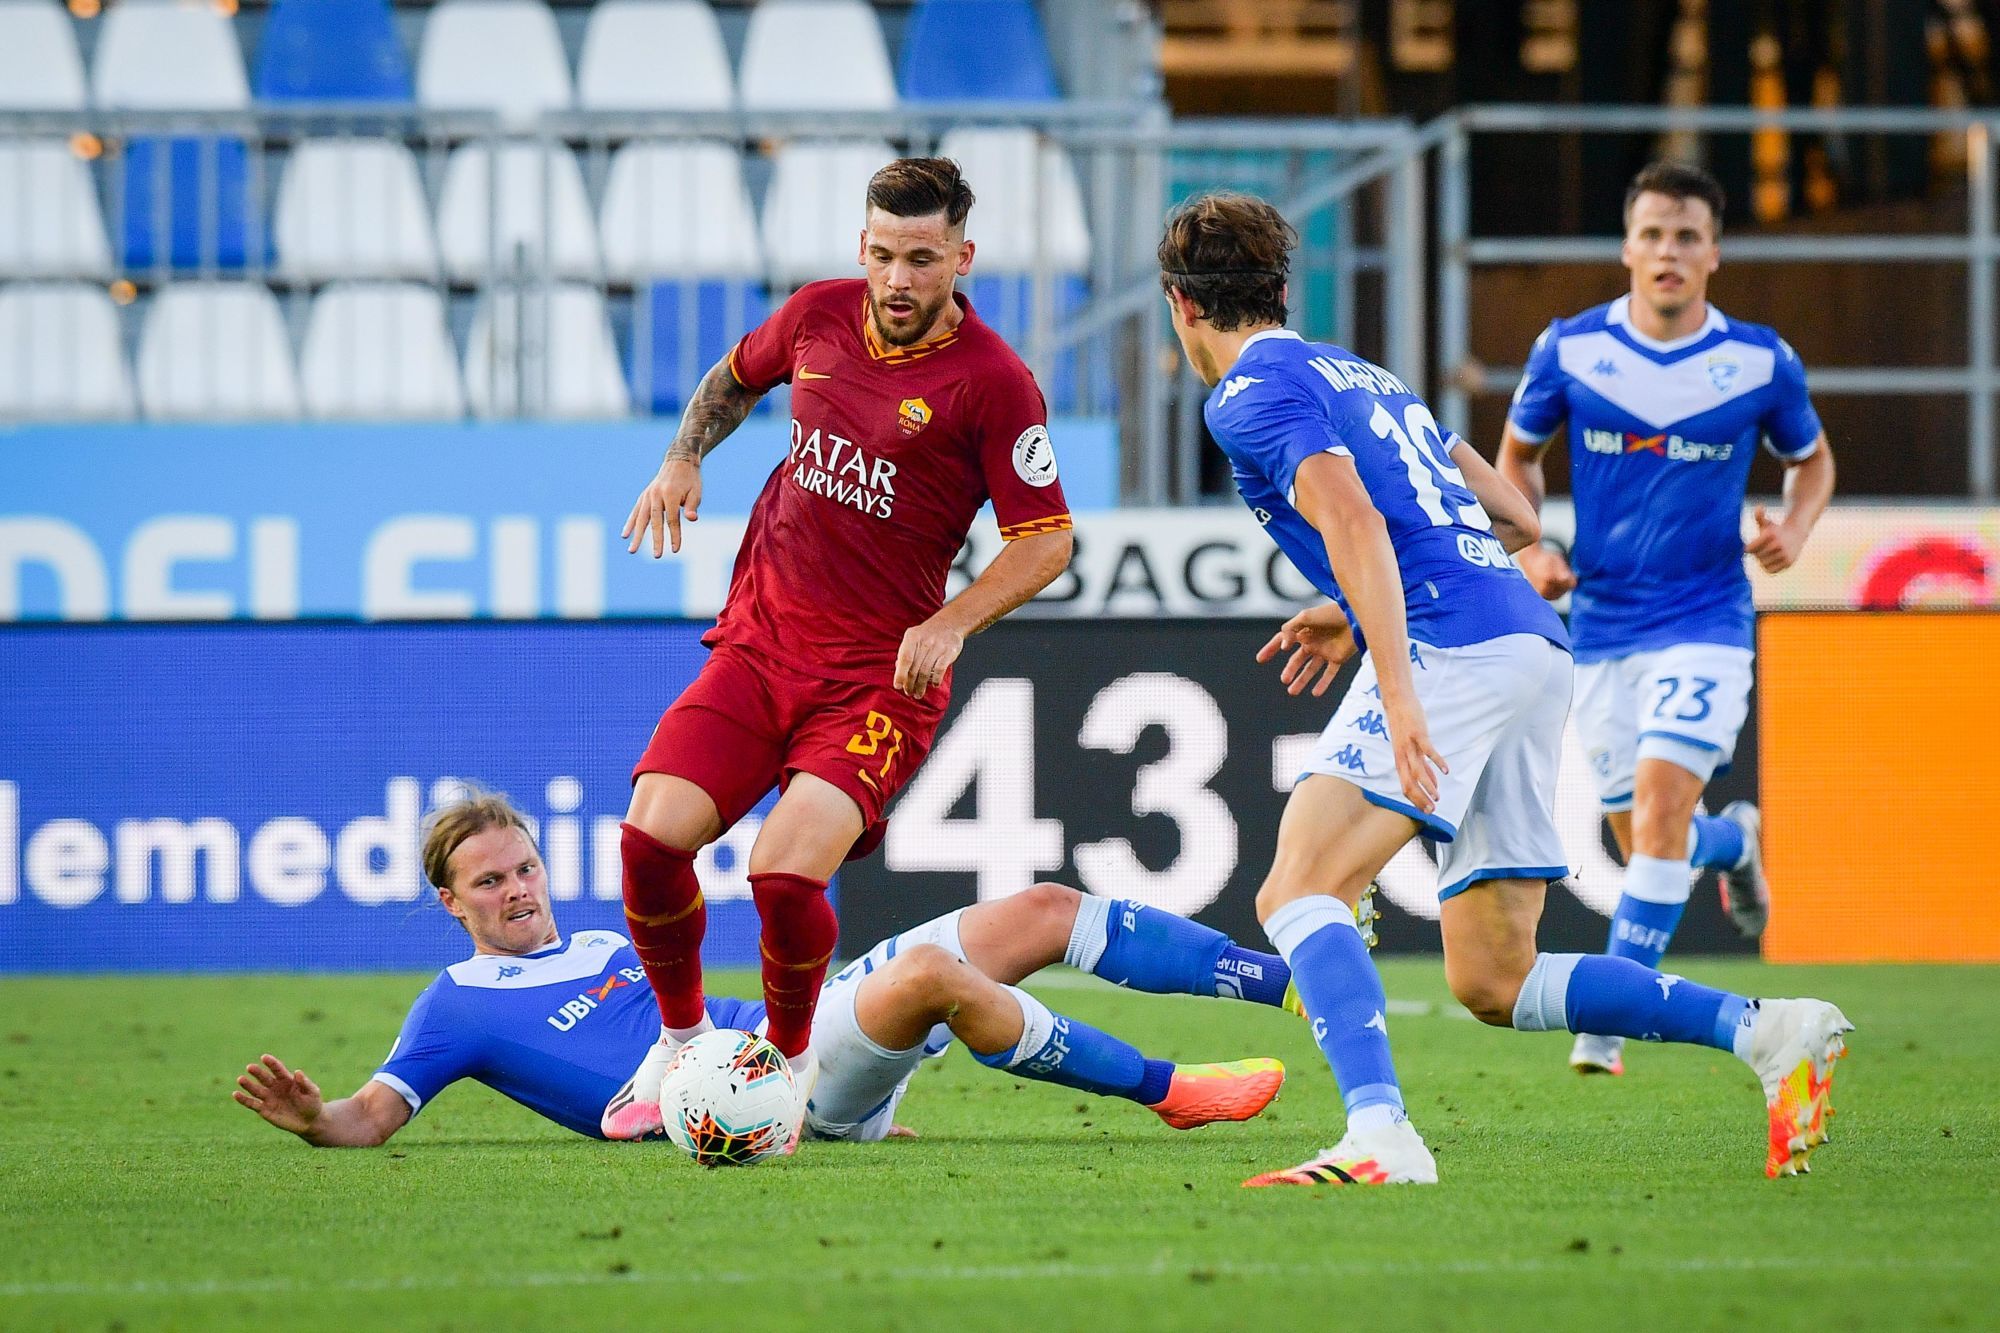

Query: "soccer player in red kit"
left=600, top=158, right=1076, bottom=1140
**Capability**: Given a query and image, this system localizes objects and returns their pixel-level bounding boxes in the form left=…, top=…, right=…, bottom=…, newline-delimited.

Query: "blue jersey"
left=372, top=930, right=764, bottom=1139
left=1507, top=296, right=1822, bottom=663
left=1206, top=329, right=1567, bottom=653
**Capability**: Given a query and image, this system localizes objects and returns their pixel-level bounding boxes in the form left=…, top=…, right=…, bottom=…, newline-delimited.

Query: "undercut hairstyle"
left=1157, top=192, right=1295, bottom=331
left=422, top=786, right=533, bottom=893
left=1624, top=160, right=1726, bottom=232
left=867, top=157, right=975, bottom=228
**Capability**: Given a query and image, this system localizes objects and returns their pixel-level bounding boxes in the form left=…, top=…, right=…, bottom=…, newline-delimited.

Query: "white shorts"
left=1573, top=643, right=1755, bottom=810
left=797, top=910, right=964, bottom=1143
left=1300, top=633, right=1573, bottom=901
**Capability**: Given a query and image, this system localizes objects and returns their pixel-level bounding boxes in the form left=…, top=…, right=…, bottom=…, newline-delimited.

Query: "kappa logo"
left=1011, top=424, right=1059, bottom=488
left=897, top=396, right=933, bottom=437
left=1330, top=744, right=1368, bottom=772
left=1351, top=709, right=1390, bottom=739
left=496, top=965, right=523, bottom=979
left=1218, top=374, right=1263, bottom=404
left=1590, top=358, right=1619, bottom=377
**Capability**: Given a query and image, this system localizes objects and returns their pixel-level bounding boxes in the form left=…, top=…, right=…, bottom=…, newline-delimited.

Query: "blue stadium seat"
left=255, top=0, right=412, bottom=102
left=900, top=0, right=1058, bottom=102
left=626, top=281, right=772, bottom=416
left=118, top=137, right=270, bottom=272
left=967, top=273, right=1106, bottom=413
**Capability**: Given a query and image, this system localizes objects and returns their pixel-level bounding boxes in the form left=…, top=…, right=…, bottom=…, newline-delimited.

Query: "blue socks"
left=1604, top=853, right=1691, bottom=972
left=1690, top=814, right=1747, bottom=871
left=1513, top=952, right=1755, bottom=1055
left=974, top=985, right=1176, bottom=1106
left=1265, top=895, right=1404, bottom=1122
left=1067, top=895, right=1292, bottom=1008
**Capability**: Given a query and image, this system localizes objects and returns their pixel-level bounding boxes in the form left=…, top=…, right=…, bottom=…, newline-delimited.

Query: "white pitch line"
left=0, top=1254, right=1977, bottom=1302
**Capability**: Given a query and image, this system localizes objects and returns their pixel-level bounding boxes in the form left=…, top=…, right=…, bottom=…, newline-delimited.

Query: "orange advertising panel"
left=1761, top=613, right=2000, bottom=962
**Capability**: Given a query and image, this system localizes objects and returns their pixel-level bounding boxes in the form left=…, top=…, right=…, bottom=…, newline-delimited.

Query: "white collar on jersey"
left=1239, top=327, right=1305, bottom=352
left=1607, top=294, right=1727, bottom=352
left=446, top=929, right=629, bottom=989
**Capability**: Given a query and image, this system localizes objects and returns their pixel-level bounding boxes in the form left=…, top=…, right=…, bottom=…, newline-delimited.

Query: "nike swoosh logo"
left=797, top=366, right=832, bottom=381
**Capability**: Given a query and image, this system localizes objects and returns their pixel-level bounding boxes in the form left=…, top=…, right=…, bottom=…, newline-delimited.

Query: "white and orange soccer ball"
left=659, top=1029, right=802, bottom=1167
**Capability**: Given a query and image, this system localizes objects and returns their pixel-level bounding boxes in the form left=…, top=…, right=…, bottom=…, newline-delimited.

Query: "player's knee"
left=1019, top=881, right=1081, bottom=934
left=1447, top=968, right=1525, bottom=1027
left=881, top=944, right=966, bottom=1011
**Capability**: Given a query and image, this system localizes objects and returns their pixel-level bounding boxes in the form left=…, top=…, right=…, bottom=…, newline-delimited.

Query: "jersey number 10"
left=1368, top=401, right=1494, bottom=533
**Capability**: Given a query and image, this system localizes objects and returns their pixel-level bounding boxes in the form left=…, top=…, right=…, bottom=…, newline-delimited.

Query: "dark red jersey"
left=710, top=279, right=1072, bottom=687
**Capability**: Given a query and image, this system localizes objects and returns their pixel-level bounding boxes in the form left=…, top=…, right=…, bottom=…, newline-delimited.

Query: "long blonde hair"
left=421, top=786, right=533, bottom=893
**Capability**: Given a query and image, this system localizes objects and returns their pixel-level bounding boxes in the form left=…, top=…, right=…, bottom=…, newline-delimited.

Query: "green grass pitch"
left=2, top=960, right=1995, bottom=1331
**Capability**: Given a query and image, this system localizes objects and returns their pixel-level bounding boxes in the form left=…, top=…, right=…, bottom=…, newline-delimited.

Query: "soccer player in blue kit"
left=1159, top=191, right=1850, bottom=1184
left=232, top=790, right=1289, bottom=1149
left=1498, top=162, right=1838, bottom=1078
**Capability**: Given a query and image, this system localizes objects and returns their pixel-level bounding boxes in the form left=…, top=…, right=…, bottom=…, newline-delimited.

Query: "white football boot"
left=600, top=1017, right=713, bottom=1141
left=776, top=1046, right=820, bottom=1157
left=1744, top=998, right=1854, bottom=1178
left=1569, top=1031, right=1626, bottom=1076
left=1242, top=1118, right=1438, bottom=1188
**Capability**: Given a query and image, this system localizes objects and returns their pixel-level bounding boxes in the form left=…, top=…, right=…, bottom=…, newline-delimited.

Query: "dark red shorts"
left=633, top=644, right=945, bottom=861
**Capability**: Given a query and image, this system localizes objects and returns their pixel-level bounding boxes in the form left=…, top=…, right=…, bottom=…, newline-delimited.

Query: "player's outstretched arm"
left=891, top=528, right=1072, bottom=698
left=1450, top=435, right=1541, bottom=554
left=1746, top=433, right=1835, bottom=574
left=233, top=1054, right=411, bottom=1148
left=625, top=356, right=767, bottom=558
left=1293, top=453, right=1447, bottom=813
left=1495, top=423, right=1576, bottom=597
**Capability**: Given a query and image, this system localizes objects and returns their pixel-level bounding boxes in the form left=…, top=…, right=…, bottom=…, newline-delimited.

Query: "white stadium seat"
left=137, top=283, right=302, bottom=421
left=0, top=140, right=113, bottom=279
left=92, top=0, right=249, bottom=109
left=740, top=0, right=895, bottom=111
left=761, top=139, right=896, bottom=287
left=275, top=139, right=438, bottom=282
left=417, top=0, right=573, bottom=126
left=938, top=127, right=1092, bottom=273
left=464, top=283, right=629, bottom=418
left=0, top=0, right=88, bottom=109
left=599, top=141, right=761, bottom=281
left=578, top=0, right=732, bottom=110
left=0, top=283, right=136, bottom=422
left=300, top=282, right=465, bottom=420
left=436, top=141, right=600, bottom=283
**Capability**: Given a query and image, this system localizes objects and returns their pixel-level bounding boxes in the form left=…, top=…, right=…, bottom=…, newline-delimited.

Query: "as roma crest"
left=897, top=397, right=933, bottom=437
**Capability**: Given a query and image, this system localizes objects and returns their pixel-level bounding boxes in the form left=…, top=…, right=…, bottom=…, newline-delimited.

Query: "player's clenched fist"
left=624, top=455, right=704, bottom=557
left=893, top=617, right=965, bottom=699
left=1744, top=504, right=1805, bottom=573
left=1515, top=543, right=1577, bottom=600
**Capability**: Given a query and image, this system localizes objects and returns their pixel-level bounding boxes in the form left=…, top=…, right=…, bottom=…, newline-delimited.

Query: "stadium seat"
left=0, top=282, right=136, bottom=421
left=739, top=0, right=896, bottom=111
left=117, top=136, right=269, bottom=271
left=417, top=0, right=572, bottom=126
left=761, top=139, right=896, bottom=287
left=937, top=127, right=1091, bottom=272
left=464, top=282, right=629, bottom=418
left=0, top=140, right=113, bottom=279
left=92, top=0, right=250, bottom=109
left=900, top=0, right=1059, bottom=102
left=275, top=139, right=438, bottom=282
left=255, top=0, right=413, bottom=103
left=136, top=283, right=302, bottom=421
left=436, top=141, right=599, bottom=283
left=627, top=280, right=771, bottom=415
left=578, top=0, right=731, bottom=110
left=300, top=282, right=465, bottom=419
left=966, top=272, right=1098, bottom=412
left=0, top=0, right=87, bottom=109
left=599, top=141, right=761, bottom=282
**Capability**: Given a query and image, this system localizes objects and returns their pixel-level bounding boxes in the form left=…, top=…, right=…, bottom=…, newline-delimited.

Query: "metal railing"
left=1435, top=104, right=2000, bottom=500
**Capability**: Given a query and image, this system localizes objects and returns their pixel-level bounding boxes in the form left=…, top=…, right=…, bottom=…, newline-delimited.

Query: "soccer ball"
left=659, top=1029, right=802, bottom=1167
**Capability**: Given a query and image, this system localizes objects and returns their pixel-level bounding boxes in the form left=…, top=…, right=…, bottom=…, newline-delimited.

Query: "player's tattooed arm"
left=664, top=358, right=765, bottom=467
left=627, top=358, right=767, bottom=558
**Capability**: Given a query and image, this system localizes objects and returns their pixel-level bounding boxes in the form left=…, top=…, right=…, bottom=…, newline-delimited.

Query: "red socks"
left=620, top=822, right=707, bottom=1030
left=749, top=871, right=838, bottom=1058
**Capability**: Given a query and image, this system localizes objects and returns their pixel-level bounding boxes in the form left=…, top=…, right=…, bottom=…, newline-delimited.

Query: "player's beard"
left=869, top=287, right=952, bottom=347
